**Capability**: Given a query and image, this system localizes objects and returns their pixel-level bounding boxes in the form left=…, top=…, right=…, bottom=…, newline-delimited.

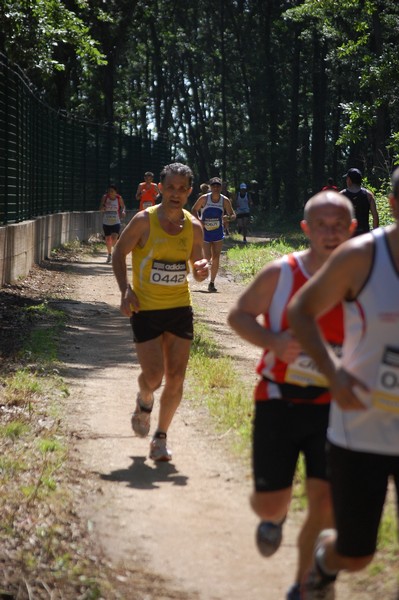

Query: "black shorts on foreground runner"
left=131, top=306, right=194, bottom=343
left=328, top=442, right=399, bottom=557
left=253, top=399, right=330, bottom=492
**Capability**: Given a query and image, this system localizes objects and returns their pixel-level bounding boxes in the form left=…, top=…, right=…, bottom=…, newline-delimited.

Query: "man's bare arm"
left=228, top=261, right=301, bottom=361
left=287, top=243, right=370, bottom=409
left=368, top=191, right=379, bottom=229
left=191, top=195, right=206, bottom=220
left=112, top=212, right=149, bottom=315
left=224, top=197, right=236, bottom=220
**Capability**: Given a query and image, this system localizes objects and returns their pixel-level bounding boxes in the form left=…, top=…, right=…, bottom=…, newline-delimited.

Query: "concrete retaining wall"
left=0, top=210, right=134, bottom=287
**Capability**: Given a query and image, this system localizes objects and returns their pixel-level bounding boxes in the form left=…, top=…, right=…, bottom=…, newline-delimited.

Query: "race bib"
left=149, top=260, right=187, bottom=286
left=143, top=201, right=153, bottom=209
left=285, top=344, right=342, bottom=388
left=204, top=218, right=220, bottom=231
left=103, top=210, right=118, bottom=225
left=372, top=346, right=399, bottom=413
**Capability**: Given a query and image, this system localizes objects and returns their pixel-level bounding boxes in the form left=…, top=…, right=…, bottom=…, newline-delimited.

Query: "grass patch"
left=22, top=302, right=65, bottom=363
left=225, top=236, right=306, bottom=282
left=2, top=368, right=43, bottom=406
left=50, top=238, right=104, bottom=259
left=0, top=420, right=30, bottom=439
left=188, top=318, right=253, bottom=457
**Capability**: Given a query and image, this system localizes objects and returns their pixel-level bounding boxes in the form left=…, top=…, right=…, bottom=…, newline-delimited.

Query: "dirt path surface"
left=53, top=244, right=379, bottom=600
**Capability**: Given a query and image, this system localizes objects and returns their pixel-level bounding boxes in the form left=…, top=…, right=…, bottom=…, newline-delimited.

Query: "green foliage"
left=2, top=368, right=42, bottom=405
left=3, top=0, right=399, bottom=236
left=363, top=178, right=395, bottom=228
left=226, top=237, right=306, bottom=282
left=37, top=438, right=64, bottom=454
left=377, top=500, right=399, bottom=552
left=0, top=420, right=29, bottom=439
left=375, top=194, right=395, bottom=228
left=2, top=0, right=105, bottom=76
left=387, top=132, right=399, bottom=167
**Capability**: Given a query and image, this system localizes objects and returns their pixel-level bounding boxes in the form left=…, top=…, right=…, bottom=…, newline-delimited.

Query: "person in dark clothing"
left=340, top=168, right=379, bottom=236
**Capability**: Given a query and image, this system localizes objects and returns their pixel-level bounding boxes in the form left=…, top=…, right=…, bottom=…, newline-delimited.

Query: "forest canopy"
left=2, top=0, right=399, bottom=210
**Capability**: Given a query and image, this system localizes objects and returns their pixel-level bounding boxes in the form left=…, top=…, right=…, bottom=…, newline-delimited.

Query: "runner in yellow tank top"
left=112, top=162, right=208, bottom=462
left=132, top=204, right=194, bottom=311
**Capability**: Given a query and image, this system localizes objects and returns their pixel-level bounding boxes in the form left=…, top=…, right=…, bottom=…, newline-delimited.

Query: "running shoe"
left=301, top=566, right=336, bottom=600
left=208, top=281, right=217, bottom=293
left=149, top=432, right=172, bottom=462
left=255, top=519, right=284, bottom=557
left=131, top=393, right=153, bottom=437
left=301, top=529, right=337, bottom=599
left=106, top=254, right=112, bottom=263
left=286, top=583, right=300, bottom=600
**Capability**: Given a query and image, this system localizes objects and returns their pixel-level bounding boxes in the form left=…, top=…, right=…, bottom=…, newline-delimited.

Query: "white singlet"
left=328, top=227, right=399, bottom=455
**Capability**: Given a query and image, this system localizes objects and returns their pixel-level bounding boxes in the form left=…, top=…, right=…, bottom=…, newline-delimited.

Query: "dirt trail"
left=55, top=245, right=374, bottom=600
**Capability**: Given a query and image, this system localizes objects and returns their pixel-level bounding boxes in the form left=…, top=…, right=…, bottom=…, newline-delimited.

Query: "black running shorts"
left=130, top=306, right=194, bottom=343
left=328, top=442, right=399, bottom=557
left=253, top=399, right=330, bottom=492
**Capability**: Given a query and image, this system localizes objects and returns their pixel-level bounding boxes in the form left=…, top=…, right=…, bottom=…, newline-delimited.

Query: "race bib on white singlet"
left=285, top=344, right=342, bottom=388
left=204, top=218, right=220, bottom=231
left=149, top=260, right=187, bottom=286
left=103, top=210, right=118, bottom=225
left=372, top=346, right=399, bottom=413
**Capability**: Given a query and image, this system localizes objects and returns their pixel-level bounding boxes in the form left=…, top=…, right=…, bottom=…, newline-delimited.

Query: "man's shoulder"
left=362, top=187, right=374, bottom=198
left=133, top=207, right=151, bottom=223
left=331, top=233, right=374, bottom=265
left=194, top=193, right=207, bottom=205
left=260, top=254, right=287, bottom=276
left=183, top=207, right=195, bottom=219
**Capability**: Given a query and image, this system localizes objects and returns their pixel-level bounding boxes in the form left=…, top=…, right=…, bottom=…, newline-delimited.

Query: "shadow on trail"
left=99, top=456, right=189, bottom=490
left=43, top=256, right=116, bottom=276
left=55, top=298, right=136, bottom=376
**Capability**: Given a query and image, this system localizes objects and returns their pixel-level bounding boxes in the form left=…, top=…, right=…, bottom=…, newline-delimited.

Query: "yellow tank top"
left=132, top=206, right=194, bottom=310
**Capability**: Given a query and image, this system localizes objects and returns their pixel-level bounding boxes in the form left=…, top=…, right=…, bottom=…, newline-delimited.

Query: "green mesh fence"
left=0, top=53, right=170, bottom=225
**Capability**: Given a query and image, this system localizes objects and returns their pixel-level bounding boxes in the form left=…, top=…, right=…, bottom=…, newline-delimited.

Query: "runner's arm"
left=118, top=196, right=126, bottom=216
left=287, top=244, right=369, bottom=409
left=368, top=191, right=379, bottom=229
left=112, top=212, right=149, bottom=315
left=189, top=218, right=209, bottom=282
left=228, top=261, right=301, bottom=361
left=191, top=195, right=206, bottom=220
left=99, top=194, right=106, bottom=211
left=224, top=198, right=236, bottom=220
